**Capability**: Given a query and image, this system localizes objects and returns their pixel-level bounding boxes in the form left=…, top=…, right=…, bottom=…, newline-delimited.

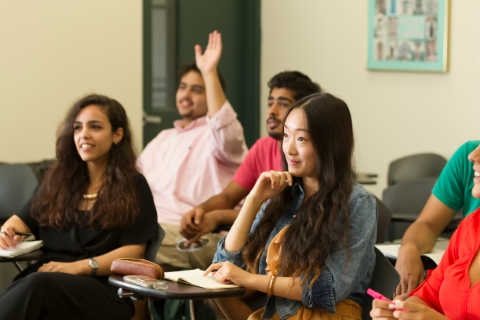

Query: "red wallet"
left=110, top=258, right=165, bottom=279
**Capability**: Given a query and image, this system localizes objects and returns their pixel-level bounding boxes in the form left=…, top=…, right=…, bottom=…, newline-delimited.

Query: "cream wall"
left=261, top=0, right=480, bottom=196
left=0, top=1, right=143, bottom=163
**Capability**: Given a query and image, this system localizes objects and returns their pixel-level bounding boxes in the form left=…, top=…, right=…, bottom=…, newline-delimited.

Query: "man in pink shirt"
left=180, top=71, right=321, bottom=246
left=137, top=31, right=248, bottom=271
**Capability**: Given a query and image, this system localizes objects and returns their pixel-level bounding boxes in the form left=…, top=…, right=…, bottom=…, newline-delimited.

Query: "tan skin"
left=176, top=30, right=226, bottom=129
left=395, top=143, right=480, bottom=296
left=372, top=144, right=480, bottom=319
left=179, top=87, right=296, bottom=245
left=395, top=195, right=456, bottom=296
left=0, top=105, right=146, bottom=276
left=203, top=109, right=319, bottom=318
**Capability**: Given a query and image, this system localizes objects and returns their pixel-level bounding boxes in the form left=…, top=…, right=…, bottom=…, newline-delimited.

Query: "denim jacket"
left=213, top=181, right=377, bottom=320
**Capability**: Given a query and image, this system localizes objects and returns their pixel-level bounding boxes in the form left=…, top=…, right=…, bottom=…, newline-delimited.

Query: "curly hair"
left=243, top=93, right=355, bottom=288
left=268, top=71, right=322, bottom=101
left=31, top=94, right=139, bottom=230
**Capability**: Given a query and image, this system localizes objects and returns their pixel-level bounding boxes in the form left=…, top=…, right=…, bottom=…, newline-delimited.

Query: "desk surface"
left=356, top=172, right=378, bottom=185
left=109, top=275, right=245, bottom=300
left=0, top=249, right=44, bottom=263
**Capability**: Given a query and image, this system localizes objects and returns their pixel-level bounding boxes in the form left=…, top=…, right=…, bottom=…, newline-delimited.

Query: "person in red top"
left=179, top=71, right=321, bottom=245
left=370, top=145, right=480, bottom=320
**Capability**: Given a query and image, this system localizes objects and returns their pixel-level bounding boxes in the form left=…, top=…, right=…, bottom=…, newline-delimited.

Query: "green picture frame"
left=367, top=0, right=449, bottom=72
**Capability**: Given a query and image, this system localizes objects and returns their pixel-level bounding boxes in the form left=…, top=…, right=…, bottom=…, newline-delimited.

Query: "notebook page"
left=164, top=269, right=205, bottom=282
left=164, top=269, right=240, bottom=289
left=0, top=240, right=43, bottom=258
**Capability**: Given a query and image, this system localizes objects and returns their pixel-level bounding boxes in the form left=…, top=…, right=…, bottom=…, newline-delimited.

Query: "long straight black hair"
left=243, top=93, right=355, bottom=287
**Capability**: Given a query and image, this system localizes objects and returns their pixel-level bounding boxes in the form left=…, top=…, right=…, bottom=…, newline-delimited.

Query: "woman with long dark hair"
left=206, top=93, right=378, bottom=319
left=0, top=94, right=158, bottom=319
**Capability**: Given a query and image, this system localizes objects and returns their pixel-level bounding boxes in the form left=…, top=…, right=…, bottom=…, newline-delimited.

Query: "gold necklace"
left=83, top=193, right=98, bottom=200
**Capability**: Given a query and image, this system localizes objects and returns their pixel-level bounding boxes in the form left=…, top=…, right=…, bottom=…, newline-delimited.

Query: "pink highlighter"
left=367, top=289, right=409, bottom=312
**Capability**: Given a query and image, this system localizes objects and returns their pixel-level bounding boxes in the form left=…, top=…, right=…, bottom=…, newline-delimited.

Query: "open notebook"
left=0, top=240, right=43, bottom=258
left=164, top=269, right=240, bottom=289
left=375, top=244, right=444, bottom=265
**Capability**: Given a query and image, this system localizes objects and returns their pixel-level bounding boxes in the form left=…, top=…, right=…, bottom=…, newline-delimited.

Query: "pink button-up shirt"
left=137, top=101, right=248, bottom=226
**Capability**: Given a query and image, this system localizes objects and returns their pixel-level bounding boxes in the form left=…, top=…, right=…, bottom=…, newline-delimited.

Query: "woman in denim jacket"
left=205, top=93, right=378, bottom=320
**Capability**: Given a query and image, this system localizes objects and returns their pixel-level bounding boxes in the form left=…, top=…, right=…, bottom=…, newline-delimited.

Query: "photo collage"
left=374, top=0, right=439, bottom=62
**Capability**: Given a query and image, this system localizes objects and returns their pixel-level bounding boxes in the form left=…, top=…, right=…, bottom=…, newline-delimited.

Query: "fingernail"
left=388, top=304, right=395, bottom=309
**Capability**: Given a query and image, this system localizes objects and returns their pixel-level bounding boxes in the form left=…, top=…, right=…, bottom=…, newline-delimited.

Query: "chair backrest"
left=388, top=153, right=446, bottom=186
left=362, top=247, right=400, bottom=320
left=144, top=224, right=165, bottom=262
left=0, top=164, right=38, bottom=222
left=374, top=195, right=392, bottom=243
left=382, top=177, right=437, bottom=214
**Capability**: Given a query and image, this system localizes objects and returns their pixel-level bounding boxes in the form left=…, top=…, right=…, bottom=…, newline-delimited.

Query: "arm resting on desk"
left=395, top=194, right=457, bottom=295
left=38, top=243, right=147, bottom=276
left=0, top=215, right=32, bottom=250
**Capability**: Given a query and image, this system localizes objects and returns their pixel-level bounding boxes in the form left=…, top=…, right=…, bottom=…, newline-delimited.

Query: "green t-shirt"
left=432, top=140, right=480, bottom=217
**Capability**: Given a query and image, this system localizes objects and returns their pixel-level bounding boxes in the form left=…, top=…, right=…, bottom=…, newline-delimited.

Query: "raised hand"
left=195, top=30, right=222, bottom=74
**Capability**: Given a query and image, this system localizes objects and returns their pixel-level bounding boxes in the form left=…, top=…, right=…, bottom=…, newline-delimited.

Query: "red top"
left=411, top=207, right=480, bottom=319
left=232, top=136, right=282, bottom=191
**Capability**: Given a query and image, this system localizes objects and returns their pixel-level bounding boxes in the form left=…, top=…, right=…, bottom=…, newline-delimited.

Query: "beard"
left=180, top=110, right=194, bottom=118
left=268, top=130, right=283, bottom=140
left=267, top=116, right=282, bottom=140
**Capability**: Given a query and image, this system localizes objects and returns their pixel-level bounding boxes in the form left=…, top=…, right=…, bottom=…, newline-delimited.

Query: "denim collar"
left=290, top=178, right=305, bottom=197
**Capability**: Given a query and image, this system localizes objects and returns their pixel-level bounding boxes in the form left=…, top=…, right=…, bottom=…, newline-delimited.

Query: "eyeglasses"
left=175, top=238, right=209, bottom=252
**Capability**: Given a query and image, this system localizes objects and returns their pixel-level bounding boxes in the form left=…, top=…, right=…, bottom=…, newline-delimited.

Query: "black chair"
left=0, top=164, right=42, bottom=272
left=145, top=224, right=166, bottom=262
left=383, top=177, right=437, bottom=215
left=0, top=164, right=38, bottom=224
left=387, top=153, right=447, bottom=187
left=362, top=247, right=401, bottom=320
left=374, top=196, right=392, bottom=244
left=382, top=177, right=437, bottom=241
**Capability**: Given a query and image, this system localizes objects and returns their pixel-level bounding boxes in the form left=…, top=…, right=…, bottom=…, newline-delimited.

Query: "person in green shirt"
left=395, top=140, right=480, bottom=297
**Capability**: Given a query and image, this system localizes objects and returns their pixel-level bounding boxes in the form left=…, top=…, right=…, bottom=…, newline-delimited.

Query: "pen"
left=367, top=289, right=409, bottom=312
left=0, top=231, right=34, bottom=237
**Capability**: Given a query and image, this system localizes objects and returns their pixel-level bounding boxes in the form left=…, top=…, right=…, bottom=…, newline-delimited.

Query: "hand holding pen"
left=0, top=226, right=32, bottom=250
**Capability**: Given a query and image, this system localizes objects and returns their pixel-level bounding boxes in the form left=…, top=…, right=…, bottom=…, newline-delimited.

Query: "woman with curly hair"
left=0, top=94, right=158, bottom=319
left=206, top=93, right=378, bottom=320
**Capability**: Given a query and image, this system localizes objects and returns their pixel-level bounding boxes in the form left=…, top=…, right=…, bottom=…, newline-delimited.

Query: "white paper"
left=164, top=268, right=240, bottom=289
left=375, top=244, right=445, bottom=265
left=0, top=240, right=43, bottom=258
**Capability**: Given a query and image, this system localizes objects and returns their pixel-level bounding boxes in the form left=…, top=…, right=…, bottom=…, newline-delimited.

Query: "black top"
left=16, top=173, right=158, bottom=264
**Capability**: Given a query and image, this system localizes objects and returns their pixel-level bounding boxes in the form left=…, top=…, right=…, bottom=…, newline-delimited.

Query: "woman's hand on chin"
left=249, top=171, right=293, bottom=204
left=204, top=262, right=252, bottom=287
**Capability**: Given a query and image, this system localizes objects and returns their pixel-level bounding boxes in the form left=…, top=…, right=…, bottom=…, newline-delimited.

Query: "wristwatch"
left=89, top=258, right=99, bottom=276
